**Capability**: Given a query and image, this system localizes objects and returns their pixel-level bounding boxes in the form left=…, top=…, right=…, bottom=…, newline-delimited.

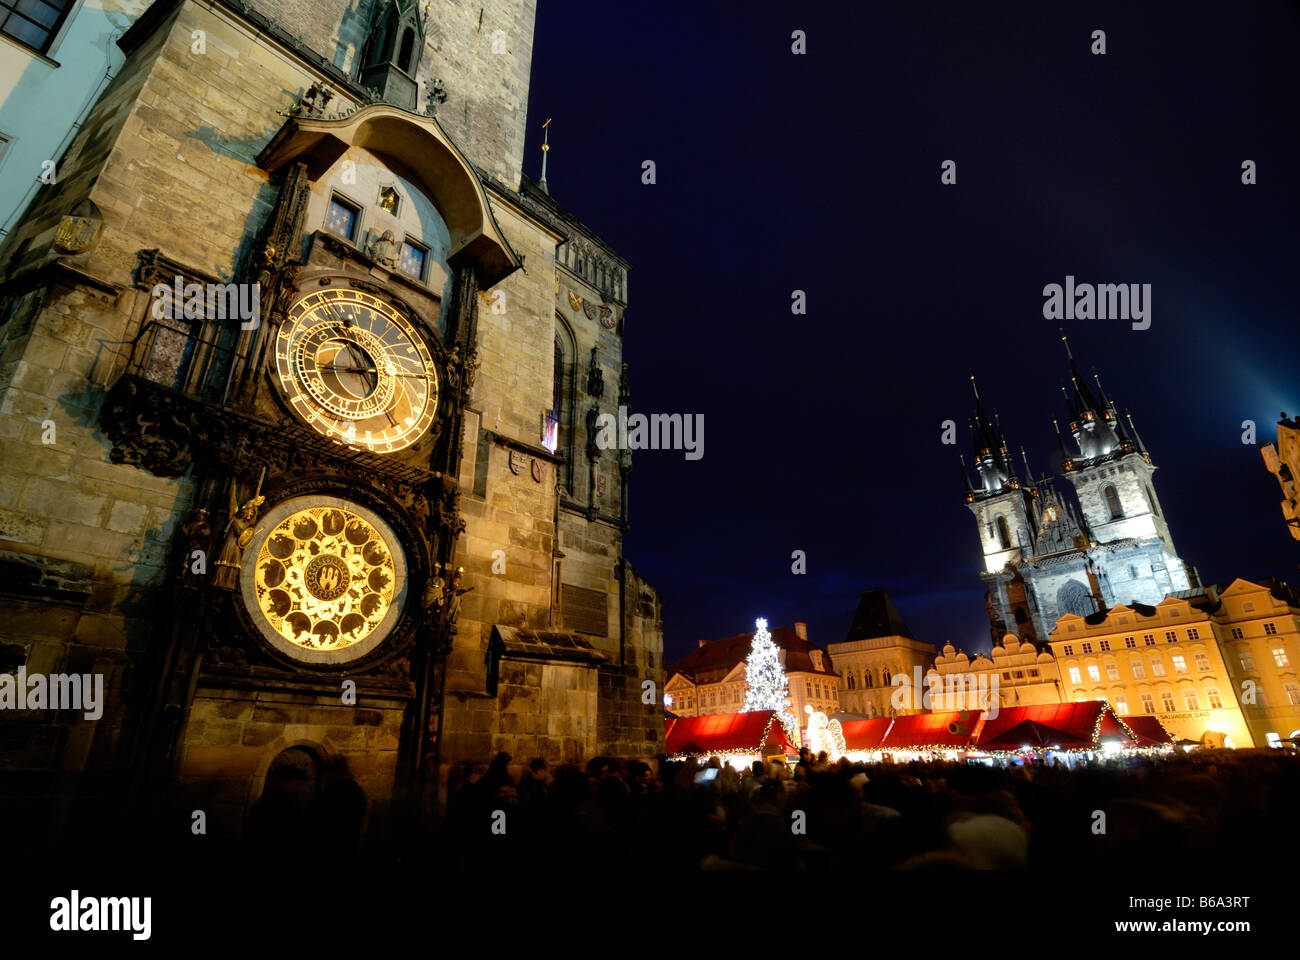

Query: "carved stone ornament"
left=100, top=377, right=209, bottom=478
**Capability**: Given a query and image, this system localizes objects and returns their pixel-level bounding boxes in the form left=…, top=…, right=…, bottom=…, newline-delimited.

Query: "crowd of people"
left=435, top=747, right=1300, bottom=870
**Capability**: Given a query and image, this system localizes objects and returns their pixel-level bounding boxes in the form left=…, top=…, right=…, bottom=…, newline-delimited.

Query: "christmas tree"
left=742, top=618, right=796, bottom=733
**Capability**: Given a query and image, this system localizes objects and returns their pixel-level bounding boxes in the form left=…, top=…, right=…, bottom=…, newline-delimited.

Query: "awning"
left=665, top=710, right=796, bottom=758
left=879, top=710, right=984, bottom=749
left=976, top=702, right=1137, bottom=750
left=1120, top=714, right=1177, bottom=747
left=838, top=718, right=893, bottom=751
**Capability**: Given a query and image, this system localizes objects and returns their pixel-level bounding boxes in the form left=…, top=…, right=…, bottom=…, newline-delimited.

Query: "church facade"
left=0, top=0, right=662, bottom=846
left=963, top=336, right=1198, bottom=647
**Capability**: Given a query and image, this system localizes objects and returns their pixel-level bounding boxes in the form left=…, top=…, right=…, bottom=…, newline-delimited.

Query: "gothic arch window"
left=1057, top=580, right=1095, bottom=617
left=847, top=672, right=856, bottom=690
left=996, top=516, right=1011, bottom=550
left=864, top=670, right=873, bottom=688
left=398, top=28, right=415, bottom=72
left=553, top=320, right=577, bottom=494
left=882, top=667, right=891, bottom=686
left=1104, top=484, right=1123, bottom=520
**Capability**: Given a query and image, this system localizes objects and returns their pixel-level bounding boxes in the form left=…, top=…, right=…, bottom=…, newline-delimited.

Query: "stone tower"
left=0, top=0, right=662, bottom=847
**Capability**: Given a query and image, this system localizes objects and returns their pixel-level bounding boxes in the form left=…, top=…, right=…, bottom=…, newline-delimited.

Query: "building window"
left=882, top=669, right=891, bottom=685
left=1207, top=688, right=1223, bottom=709
left=1273, top=648, right=1290, bottom=668
left=325, top=194, right=361, bottom=241
left=1115, top=697, right=1129, bottom=714
left=1230, top=627, right=1244, bottom=640
left=1171, top=655, right=1187, bottom=674
left=1184, top=690, right=1199, bottom=711
left=398, top=238, right=428, bottom=281
left=1194, top=653, right=1210, bottom=672
left=1068, top=667, right=1082, bottom=684
left=1285, top=684, right=1300, bottom=706
left=1013, top=670, right=1024, bottom=679
left=996, top=516, right=1011, bottom=550
left=1029, top=668, right=1039, bottom=677
left=1151, top=659, right=1166, bottom=677
left=1143, top=634, right=1156, bottom=646
left=864, top=671, right=873, bottom=688
left=1081, top=642, right=1093, bottom=654
left=1002, top=672, right=1012, bottom=681
left=1141, top=694, right=1155, bottom=714
left=1063, top=645, right=1074, bottom=656
left=1125, top=637, right=1137, bottom=648
left=805, top=682, right=811, bottom=697
left=1, top=0, right=72, bottom=53
left=847, top=672, right=855, bottom=690
left=1087, top=665, right=1101, bottom=682
left=1105, top=662, right=1120, bottom=681
left=1240, top=651, right=1255, bottom=671
left=1264, top=622, right=1278, bottom=636
left=1131, top=660, right=1146, bottom=679
left=1104, top=484, right=1123, bottom=520
left=1165, top=631, right=1178, bottom=643
left=1099, top=640, right=1111, bottom=652
left=1160, top=692, right=1176, bottom=712
left=1187, top=627, right=1200, bottom=641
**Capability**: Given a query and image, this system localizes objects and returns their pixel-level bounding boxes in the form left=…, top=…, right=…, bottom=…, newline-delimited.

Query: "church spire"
left=538, top=117, right=552, bottom=193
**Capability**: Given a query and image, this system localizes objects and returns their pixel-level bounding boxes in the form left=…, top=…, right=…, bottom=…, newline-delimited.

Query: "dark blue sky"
left=523, top=1, right=1300, bottom=664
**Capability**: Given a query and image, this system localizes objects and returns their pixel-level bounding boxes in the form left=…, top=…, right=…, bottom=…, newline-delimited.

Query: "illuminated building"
left=827, top=590, right=934, bottom=718
left=962, top=334, right=1197, bottom=648
left=928, top=636, right=1062, bottom=710
left=1261, top=413, right=1300, bottom=541
left=665, top=621, right=839, bottom=726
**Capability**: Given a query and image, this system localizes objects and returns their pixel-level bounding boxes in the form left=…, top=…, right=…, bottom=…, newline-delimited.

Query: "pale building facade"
left=1261, top=413, right=1300, bottom=542
left=828, top=590, right=934, bottom=718
left=928, top=636, right=1062, bottom=711
left=1213, top=578, right=1300, bottom=749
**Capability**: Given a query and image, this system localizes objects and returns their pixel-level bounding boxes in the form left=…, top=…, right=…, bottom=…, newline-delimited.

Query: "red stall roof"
left=975, top=702, right=1137, bottom=750
left=838, top=718, right=893, bottom=751
left=665, top=710, right=795, bottom=758
left=879, top=710, right=983, bottom=749
left=1120, top=715, right=1176, bottom=747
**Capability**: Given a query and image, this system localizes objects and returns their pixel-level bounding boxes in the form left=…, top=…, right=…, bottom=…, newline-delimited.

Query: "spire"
left=1060, top=327, right=1101, bottom=419
left=1125, top=409, right=1150, bottom=459
left=959, top=453, right=974, bottom=498
left=1020, top=444, right=1034, bottom=484
left=1053, top=418, right=1073, bottom=472
left=538, top=117, right=552, bottom=194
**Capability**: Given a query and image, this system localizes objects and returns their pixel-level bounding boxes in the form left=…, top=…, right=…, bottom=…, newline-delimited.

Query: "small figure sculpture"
left=422, top=562, right=445, bottom=625
left=367, top=229, right=399, bottom=269
left=178, top=508, right=212, bottom=578
left=213, top=472, right=265, bottom=590
left=445, top=566, right=472, bottom=633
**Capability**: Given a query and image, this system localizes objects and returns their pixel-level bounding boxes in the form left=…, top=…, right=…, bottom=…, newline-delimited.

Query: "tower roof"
left=842, top=589, right=916, bottom=643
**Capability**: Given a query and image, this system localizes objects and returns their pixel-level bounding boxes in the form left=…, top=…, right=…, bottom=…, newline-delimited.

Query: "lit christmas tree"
left=742, top=618, right=796, bottom=733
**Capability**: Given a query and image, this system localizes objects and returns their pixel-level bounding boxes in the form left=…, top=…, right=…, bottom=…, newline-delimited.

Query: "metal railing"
left=126, top=317, right=242, bottom=405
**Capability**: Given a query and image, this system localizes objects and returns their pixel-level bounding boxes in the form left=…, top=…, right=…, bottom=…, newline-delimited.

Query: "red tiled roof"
left=665, top=710, right=795, bottom=757
left=838, top=718, right=893, bottom=750
left=975, top=702, right=1136, bottom=749
left=879, top=710, right=984, bottom=749
left=668, top=626, right=837, bottom=684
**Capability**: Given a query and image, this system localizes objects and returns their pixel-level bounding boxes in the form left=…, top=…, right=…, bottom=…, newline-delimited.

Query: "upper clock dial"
left=275, top=288, right=438, bottom=453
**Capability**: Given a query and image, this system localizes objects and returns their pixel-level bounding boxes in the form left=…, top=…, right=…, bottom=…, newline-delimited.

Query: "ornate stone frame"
left=239, top=494, right=409, bottom=666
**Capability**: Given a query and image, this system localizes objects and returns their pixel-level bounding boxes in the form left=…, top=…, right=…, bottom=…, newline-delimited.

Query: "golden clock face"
left=246, top=501, right=402, bottom=661
left=275, top=288, right=438, bottom=452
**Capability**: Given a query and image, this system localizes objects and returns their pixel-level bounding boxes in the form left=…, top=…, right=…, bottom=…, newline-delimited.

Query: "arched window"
left=1104, top=484, right=1123, bottom=520
left=882, top=668, right=891, bottom=686
left=552, top=334, right=573, bottom=492
left=847, top=672, right=856, bottom=690
left=398, top=28, right=415, bottom=72
left=864, top=670, right=873, bottom=688
left=996, top=516, right=1011, bottom=550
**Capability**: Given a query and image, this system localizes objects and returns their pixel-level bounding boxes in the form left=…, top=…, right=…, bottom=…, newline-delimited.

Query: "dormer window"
left=398, top=237, right=427, bottom=281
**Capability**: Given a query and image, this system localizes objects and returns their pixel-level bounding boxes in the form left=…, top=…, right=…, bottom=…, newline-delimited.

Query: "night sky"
left=521, top=2, right=1300, bottom=664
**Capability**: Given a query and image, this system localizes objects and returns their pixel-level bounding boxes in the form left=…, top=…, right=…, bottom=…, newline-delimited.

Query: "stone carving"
left=425, top=77, right=448, bottom=116
left=177, top=508, right=212, bottom=579
left=101, top=377, right=206, bottom=478
left=366, top=229, right=399, bottom=269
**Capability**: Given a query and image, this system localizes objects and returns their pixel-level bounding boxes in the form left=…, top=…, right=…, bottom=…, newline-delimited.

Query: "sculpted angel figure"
left=213, top=482, right=265, bottom=590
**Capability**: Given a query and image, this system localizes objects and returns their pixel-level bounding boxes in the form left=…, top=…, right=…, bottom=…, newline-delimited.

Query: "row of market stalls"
left=665, top=702, right=1179, bottom=768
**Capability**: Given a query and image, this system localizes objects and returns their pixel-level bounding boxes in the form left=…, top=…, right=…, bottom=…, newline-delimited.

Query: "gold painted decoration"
left=274, top=288, right=438, bottom=453
left=567, top=290, right=583, bottom=311
left=253, top=504, right=397, bottom=652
